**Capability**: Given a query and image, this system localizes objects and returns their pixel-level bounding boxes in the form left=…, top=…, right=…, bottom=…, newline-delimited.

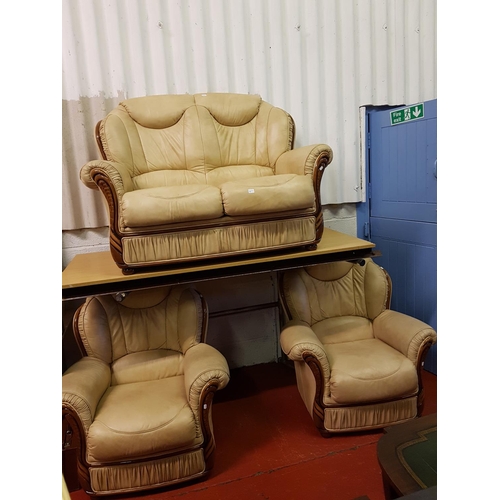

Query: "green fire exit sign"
left=390, top=104, right=424, bottom=125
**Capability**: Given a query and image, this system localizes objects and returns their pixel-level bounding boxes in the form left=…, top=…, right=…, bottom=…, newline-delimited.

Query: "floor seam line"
left=167, top=439, right=380, bottom=497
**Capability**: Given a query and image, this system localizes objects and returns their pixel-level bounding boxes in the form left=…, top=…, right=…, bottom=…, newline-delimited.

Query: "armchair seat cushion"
left=87, top=375, right=201, bottom=464
left=111, top=350, right=183, bottom=385
left=220, top=174, right=315, bottom=216
left=122, top=185, right=223, bottom=227
left=326, top=338, right=418, bottom=406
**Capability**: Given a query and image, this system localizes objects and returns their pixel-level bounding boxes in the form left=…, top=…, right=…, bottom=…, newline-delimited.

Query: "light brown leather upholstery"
left=80, top=93, right=333, bottom=274
left=279, top=259, right=437, bottom=435
left=62, top=286, right=230, bottom=496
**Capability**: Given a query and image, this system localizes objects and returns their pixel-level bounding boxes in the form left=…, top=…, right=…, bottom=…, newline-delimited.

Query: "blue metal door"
left=360, top=100, right=437, bottom=374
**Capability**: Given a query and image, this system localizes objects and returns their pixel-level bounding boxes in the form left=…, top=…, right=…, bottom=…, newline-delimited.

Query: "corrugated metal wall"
left=62, top=0, right=437, bottom=231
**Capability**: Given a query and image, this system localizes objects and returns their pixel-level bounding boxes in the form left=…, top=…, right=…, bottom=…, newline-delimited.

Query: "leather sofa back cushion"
left=99, top=93, right=293, bottom=178
left=121, top=94, right=196, bottom=129
left=132, top=165, right=274, bottom=190
left=195, top=92, right=261, bottom=125
left=220, top=174, right=315, bottom=216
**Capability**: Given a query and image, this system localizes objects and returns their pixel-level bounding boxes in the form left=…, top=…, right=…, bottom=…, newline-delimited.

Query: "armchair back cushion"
left=282, top=260, right=389, bottom=325
left=77, top=286, right=203, bottom=385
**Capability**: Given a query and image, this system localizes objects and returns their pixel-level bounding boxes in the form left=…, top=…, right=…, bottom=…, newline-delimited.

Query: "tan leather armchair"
left=62, top=286, right=230, bottom=496
left=80, top=93, right=332, bottom=274
left=279, top=259, right=437, bottom=435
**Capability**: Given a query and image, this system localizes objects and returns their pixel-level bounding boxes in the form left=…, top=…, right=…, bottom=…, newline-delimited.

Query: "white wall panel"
left=62, top=0, right=437, bottom=230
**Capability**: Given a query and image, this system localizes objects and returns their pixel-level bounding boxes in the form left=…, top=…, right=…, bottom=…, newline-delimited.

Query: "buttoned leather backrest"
left=97, top=93, right=293, bottom=188
left=76, top=286, right=203, bottom=364
left=282, top=259, right=390, bottom=325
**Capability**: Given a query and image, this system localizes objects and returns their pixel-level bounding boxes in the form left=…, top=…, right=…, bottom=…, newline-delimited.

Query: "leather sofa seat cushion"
left=325, top=338, right=418, bottom=406
left=122, top=185, right=223, bottom=227
left=220, top=174, right=315, bottom=216
left=87, top=375, right=201, bottom=463
left=111, top=350, right=183, bottom=385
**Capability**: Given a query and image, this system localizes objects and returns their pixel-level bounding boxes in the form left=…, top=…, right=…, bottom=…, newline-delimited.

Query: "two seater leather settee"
left=81, top=93, right=333, bottom=274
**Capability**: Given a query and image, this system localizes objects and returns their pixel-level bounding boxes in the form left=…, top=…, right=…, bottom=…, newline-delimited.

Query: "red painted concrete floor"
left=69, top=362, right=437, bottom=500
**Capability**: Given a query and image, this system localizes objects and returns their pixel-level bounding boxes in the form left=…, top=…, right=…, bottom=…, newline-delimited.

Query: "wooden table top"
left=62, top=228, right=375, bottom=300
left=377, top=414, right=437, bottom=498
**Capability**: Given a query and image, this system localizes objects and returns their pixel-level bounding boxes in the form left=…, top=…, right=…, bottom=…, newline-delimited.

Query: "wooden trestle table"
left=62, top=228, right=377, bottom=301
